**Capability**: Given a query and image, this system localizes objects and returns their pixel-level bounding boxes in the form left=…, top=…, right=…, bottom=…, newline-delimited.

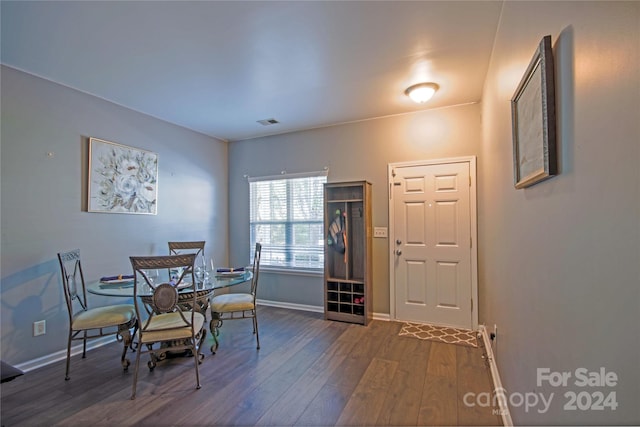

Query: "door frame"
left=388, top=156, right=478, bottom=329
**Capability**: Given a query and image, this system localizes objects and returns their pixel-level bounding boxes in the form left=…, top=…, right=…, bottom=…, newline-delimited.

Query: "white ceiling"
left=1, top=1, right=503, bottom=142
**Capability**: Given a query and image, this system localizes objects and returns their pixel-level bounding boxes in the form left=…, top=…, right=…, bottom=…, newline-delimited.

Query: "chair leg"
left=131, top=340, right=143, bottom=400
left=254, top=312, right=260, bottom=350
left=65, top=331, right=73, bottom=380
left=118, top=324, right=133, bottom=371
left=120, top=340, right=131, bottom=371
left=82, top=331, right=87, bottom=358
left=209, top=315, right=220, bottom=354
left=129, top=324, right=138, bottom=352
left=147, top=344, right=157, bottom=371
left=192, top=337, right=201, bottom=390
left=197, top=328, right=208, bottom=357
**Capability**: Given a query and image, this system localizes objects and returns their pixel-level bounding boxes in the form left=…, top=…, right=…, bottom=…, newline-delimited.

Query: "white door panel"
left=392, top=160, right=475, bottom=329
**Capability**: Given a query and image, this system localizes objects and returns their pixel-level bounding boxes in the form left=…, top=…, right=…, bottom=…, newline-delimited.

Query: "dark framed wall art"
left=511, top=35, right=557, bottom=189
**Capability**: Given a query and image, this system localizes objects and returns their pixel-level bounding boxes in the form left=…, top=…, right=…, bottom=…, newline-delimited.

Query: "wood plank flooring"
left=1, top=306, right=502, bottom=426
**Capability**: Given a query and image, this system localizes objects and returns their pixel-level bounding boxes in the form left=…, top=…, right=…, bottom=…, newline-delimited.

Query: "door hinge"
left=469, top=176, right=471, bottom=187
left=470, top=237, right=472, bottom=248
left=471, top=298, right=473, bottom=312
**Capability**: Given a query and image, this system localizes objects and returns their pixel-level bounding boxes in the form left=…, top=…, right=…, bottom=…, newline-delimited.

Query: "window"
left=249, top=171, right=327, bottom=271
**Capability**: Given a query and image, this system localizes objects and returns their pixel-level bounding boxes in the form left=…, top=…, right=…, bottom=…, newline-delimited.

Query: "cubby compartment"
left=324, top=181, right=372, bottom=325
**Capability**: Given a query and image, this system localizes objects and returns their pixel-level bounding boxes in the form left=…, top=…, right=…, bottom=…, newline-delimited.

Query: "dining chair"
left=57, top=249, right=136, bottom=381
left=209, top=242, right=262, bottom=354
left=168, top=240, right=205, bottom=257
left=129, top=254, right=205, bottom=399
left=168, top=240, right=209, bottom=312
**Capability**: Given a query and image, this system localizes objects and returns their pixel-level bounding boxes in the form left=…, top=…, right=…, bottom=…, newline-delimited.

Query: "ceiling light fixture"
left=405, top=82, right=439, bottom=103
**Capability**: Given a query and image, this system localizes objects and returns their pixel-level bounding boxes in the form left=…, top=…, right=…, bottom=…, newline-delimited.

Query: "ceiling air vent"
left=257, top=118, right=280, bottom=126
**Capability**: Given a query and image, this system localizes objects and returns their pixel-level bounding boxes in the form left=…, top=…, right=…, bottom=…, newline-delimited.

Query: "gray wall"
left=479, top=2, right=639, bottom=424
left=228, top=103, right=482, bottom=314
left=1, top=66, right=229, bottom=364
left=3, top=2, right=639, bottom=424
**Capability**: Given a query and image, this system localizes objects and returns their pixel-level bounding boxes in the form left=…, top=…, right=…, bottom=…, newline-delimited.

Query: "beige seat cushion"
left=139, top=311, right=205, bottom=343
left=72, top=304, right=135, bottom=330
left=210, top=293, right=254, bottom=312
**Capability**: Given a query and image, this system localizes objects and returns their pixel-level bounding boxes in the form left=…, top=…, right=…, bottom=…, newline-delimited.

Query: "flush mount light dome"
left=405, top=82, right=439, bottom=103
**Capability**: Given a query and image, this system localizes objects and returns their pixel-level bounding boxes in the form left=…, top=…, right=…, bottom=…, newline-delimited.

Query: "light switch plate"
left=374, top=227, right=388, bottom=238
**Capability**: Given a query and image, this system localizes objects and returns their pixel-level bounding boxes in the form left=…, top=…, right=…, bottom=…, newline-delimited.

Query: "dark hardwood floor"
left=1, top=306, right=502, bottom=426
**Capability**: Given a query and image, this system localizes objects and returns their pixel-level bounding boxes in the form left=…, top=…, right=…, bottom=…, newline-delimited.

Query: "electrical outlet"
left=33, top=320, right=46, bottom=336
left=373, top=227, right=388, bottom=238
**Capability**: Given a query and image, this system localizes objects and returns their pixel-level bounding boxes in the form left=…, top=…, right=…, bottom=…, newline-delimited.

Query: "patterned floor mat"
left=399, top=322, right=478, bottom=347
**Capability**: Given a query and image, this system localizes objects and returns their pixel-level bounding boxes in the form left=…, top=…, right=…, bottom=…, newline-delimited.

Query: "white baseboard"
left=257, top=299, right=324, bottom=313
left=478, top=324, right=513, bottom=427
left=372, top=312, right=391, bottom=321
left=257, top=299, right=390, bottom=322
left=15, top=336, right=116, bottom=373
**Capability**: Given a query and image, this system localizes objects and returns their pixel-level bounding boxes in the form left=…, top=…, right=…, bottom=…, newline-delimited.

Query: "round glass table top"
left=87, top=270, right=252, bottom=297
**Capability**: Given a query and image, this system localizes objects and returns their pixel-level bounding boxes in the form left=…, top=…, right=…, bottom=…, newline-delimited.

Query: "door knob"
left=396, top=239, right=402, bottom=245
left=395, top=250, right=402, bottom=256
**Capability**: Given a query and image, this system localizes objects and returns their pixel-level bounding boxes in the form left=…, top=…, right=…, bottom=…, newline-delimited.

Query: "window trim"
left=249, top=170, right=328, bottom=271
left=247, top=170, right=328, bottom=183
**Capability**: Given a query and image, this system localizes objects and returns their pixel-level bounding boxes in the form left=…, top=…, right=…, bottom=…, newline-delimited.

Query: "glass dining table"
left=87, top=270, right=252, bottom=299
left=87, top=270, right=252, bottom=359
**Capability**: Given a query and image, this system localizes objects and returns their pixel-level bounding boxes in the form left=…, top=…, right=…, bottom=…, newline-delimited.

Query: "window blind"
left=249, top=171, right=327, bottom=270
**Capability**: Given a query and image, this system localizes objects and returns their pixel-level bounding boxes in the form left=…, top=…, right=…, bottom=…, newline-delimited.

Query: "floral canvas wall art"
left=88, top=137, right=158, bottom=214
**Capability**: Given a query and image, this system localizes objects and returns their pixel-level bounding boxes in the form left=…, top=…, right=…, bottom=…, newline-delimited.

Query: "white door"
left=390, top=158, right=477, bottom=329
